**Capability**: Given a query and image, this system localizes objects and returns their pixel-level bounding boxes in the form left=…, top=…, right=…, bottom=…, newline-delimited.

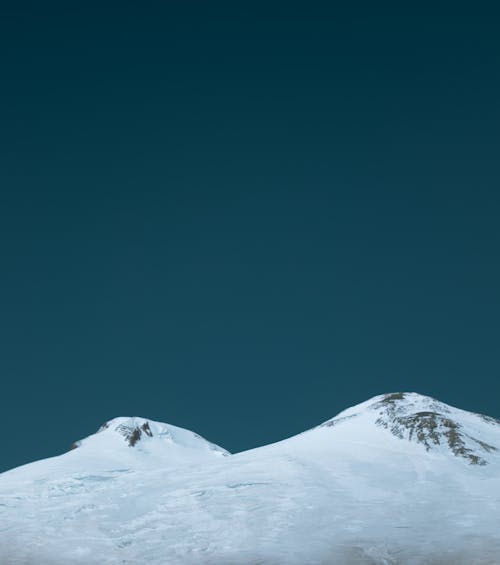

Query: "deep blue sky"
left=1, top=3, right=499, bottom=472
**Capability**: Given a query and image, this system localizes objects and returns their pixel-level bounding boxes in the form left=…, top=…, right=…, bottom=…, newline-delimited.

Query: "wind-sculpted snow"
left=1, top=393, right=500, bottom=564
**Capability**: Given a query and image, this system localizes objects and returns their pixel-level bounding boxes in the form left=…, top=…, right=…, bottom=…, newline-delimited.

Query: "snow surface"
left=1, top=393, right=500, bottom=564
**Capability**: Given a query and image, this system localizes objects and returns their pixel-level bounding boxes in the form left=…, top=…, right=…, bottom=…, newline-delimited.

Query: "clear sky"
left=1, top=3, right=499, bottom=472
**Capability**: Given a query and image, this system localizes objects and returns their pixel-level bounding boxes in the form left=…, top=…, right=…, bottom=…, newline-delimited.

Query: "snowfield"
left=1, top=393, right=500, bottom=564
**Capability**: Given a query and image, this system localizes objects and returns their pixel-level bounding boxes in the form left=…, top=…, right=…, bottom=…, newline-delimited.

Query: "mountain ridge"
left=2, top=391, right=500, bottom=564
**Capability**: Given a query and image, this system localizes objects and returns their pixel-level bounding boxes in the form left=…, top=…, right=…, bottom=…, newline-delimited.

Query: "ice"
left=1, top=393, right=500, bottom=564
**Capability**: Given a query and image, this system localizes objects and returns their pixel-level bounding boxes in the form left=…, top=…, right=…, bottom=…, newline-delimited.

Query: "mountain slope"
left=1, top=393, right=500, bottom=564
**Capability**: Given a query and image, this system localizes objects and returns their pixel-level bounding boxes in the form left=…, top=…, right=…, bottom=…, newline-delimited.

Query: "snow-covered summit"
left=318, top=392, right=500, bottom=465
left=71, top=416, right=230, bottom=456
left=2, top=416, right=229, bottom=484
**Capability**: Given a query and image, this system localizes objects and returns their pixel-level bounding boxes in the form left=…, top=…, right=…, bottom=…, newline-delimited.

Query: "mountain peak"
left=321, top=392, right=500, bottom=465
left=70, top=416, right=230, bottom=458
left=97, top=417, right=155, bottom=447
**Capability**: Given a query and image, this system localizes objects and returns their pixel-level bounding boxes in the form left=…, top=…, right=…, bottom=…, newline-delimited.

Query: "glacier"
left=1, top=392, right=500, bottom=564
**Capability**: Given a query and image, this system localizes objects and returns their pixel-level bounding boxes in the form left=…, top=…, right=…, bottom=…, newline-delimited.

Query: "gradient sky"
left=1, top=3, right=499, bottom=472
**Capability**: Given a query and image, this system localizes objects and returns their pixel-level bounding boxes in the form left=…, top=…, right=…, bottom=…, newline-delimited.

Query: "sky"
left=1, top=3, right=499, bottom=472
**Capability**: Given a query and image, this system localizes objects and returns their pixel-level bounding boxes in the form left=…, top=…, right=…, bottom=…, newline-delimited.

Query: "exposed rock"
left=320, top=414, right=356, bottom=428
left=374, top=394, right=497, bottom=465
left=116, top=421, right=155, bottom=447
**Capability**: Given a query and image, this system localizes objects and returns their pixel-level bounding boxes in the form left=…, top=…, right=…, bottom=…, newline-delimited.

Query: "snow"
left=1, top=393, right=500, bottom=564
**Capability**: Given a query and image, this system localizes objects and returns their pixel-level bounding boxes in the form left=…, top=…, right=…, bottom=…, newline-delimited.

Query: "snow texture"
left=1, top=393, right=500, bottom=564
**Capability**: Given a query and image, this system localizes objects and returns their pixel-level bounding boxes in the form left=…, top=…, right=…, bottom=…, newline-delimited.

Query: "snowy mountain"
left=1, top=393, right=500, bottom=564
left=70, top=416, right=229, bottom=465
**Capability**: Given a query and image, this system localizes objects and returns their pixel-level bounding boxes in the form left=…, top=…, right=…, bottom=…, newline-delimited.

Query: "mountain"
left=70, top=416, right=229, bottom=464
left=1, top=393, right=500, bottom=564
